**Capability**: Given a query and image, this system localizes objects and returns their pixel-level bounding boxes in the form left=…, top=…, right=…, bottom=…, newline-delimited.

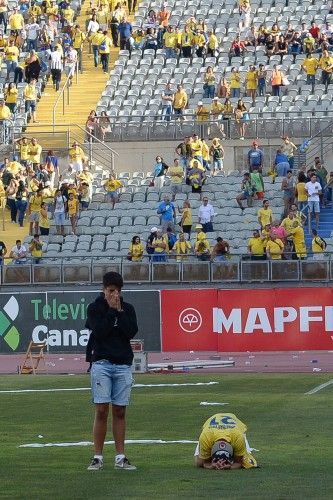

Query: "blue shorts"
left=54, top=212, right=65, bottom=225
left=106, top=191, right=118, bottom=200
left=91, top=360, right=133, bottom=406
left=308, top=200, right=320, bottom=213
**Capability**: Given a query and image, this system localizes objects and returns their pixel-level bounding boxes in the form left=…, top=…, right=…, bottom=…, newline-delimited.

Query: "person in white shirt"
left=9, top=240, right=27, bottom=264
left=26, top=17, right=39, bottom=51
left=64, top=45, right=77, bottom=84
left=198, top=197, right=215, bottom=233
left=50, top=46, right=63, bottom=91
left=54, top=189, right=67, bottom=236
left=305, top=173, right=322, bottom=227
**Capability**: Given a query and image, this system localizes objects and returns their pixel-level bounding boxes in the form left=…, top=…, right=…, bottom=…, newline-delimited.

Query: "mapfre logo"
left=178, top=308, right=202, bottom=333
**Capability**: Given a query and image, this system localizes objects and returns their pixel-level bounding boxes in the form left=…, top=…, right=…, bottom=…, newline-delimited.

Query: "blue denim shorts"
left=91, top=360, right=133, bottom=406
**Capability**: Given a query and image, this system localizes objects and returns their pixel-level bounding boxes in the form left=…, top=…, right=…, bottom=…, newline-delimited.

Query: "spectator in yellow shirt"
left=67, top=192, right=79, bottom=234
left=319, top=49, right=333, bottom=91
left=28, top=189, right=43, bottom=235
left=207, top=30, right=219, bottom=57
left=266, top=234, right=284, bottom=260
left=4, top=39, right=19, bottom=80
left=103, top=173, right=123, bottom=208
left=9, top=6, right=24, bottom=33
left=28, top=137, right=42, bottom=168
left=173, top=84, right=188, bottom=120
left=302, top=53, right=318, bottom=92
left=196, top=101, right=210, bottom=122
left=128, top=236, right=145, bottom=262
left=0, top=99, right=12, bottom=144
left=5, top=82, right=18, bottom=115
left=193, top=30, right=206, bottom=58
left=29, top=234, right=43, bottom=264
left=69, top=141, right=87, bottom=173
left=173, top=232, right=192, bottom=261
left=163, top=25, right=177, bottom=58
left=257, top=199, right=273, bottom=228
left=229, top=67, right=241, bottom=98
left=23, top=78, right=38, bottom=123
left=98, top=30, right=113, bottom=73
left=73, top=24, right=86, bottom=72
left=248, top=230, right=266, bottom=260
left=180, top=25, right=193, bottom=58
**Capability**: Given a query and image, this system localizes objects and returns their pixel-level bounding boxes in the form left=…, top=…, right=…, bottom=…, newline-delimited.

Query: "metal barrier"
left=1, top=255, right=332, bottom=285
left=52, top=63, right=79, bottom=128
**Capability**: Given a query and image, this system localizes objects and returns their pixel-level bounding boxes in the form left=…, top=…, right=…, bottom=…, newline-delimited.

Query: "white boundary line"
left=304, top=379, right=333, bottom=395
left=0, top=381, right=219, bottom=394
left=19, top=439, right=198, bottom=448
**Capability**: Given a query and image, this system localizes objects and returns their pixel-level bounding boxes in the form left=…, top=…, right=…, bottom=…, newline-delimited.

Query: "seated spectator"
left=211, top=237, right=230, bottom=261
left=303, top=32, right=316, bottom=54
left=9, top=239, right=27, bottom=264
left=266, top=234, right=284, bottom=260
left=0, top=240, right=7, bottom=266
left=312, top=229, right=327, bottom=260
left=289, top=31, right=302, bottom=63
left=195, top=232, right=211, bottom=261
left=152, top=228, right=168, bottom=262
left=257, top=199, right=272, bottom=229
left=131, top=28, right=145, bottom=50
left=168, top=159, right=183, bottom=200
left=229, top=35, right=247, bottom=63
left=265, top=34, right=275, bottom=60
left=157, top=195, right=176, bottom=232
left=173, top=232, right=192, bottom=261
left=178, top=200, right=192, bottom=237
left=275, top=149, right=290, bottom=177
left=248, top=230, right=266, bottom=260
left=103, top=173, right=123, bottom=208
left=153, top=155, right=169, bottom=189
left=158, top=4, right=170, bottom=28
left=128, top=236, right=144, bottom=262
left=144, top=28, right=158, bottom=51
left=236, top=172, right=253, bottom=212
left=145, top=9, right=157, bottom=29
left=29, top=234, right=43, bottom=264
left=274, top=35, right=288, bottom=63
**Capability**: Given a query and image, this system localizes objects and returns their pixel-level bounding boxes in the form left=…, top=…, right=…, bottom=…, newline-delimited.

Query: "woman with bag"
left=152, top=155, right=169, bottom=189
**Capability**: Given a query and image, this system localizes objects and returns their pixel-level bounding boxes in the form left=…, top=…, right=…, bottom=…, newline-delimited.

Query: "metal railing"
left=0, top=118, right=14, bottom=146
left=1, top=255, right=332, bottom=286
left=52, top=63, right=79, bottom=129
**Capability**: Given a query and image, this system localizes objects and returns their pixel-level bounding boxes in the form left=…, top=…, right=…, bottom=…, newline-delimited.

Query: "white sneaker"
left=87, top=458, right=103, bottom=470
left=114, top=457, right=137, bottom=470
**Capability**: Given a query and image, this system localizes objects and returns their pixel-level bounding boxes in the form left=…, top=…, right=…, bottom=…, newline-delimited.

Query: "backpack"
left=316, top=236, right=327, bottom=250
left=167, top=233, right=177, bottom=250
left=99, top=38, right=107, bottom=51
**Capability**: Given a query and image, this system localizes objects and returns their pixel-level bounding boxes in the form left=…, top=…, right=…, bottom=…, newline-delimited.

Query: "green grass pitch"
left=0, top=373, right=332, bottom=500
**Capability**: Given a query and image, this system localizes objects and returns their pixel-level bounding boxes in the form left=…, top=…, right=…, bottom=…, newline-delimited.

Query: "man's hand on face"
left=211, top=459, right=232, bottom=470
left=105, top=289, right=122, bottom=311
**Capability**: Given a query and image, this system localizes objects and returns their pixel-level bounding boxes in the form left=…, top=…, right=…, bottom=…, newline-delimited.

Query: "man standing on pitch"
left=86, top=272, right=138, bottom=471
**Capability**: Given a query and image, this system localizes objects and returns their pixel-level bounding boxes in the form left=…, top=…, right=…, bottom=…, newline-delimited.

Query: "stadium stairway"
left=29, top=4, right=121, bottom=136
left=304, top=208, right=333, bottom=249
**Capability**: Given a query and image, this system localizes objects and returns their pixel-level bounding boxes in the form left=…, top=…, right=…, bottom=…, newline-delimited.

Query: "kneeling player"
left=194, top=413, right=258, bottom=470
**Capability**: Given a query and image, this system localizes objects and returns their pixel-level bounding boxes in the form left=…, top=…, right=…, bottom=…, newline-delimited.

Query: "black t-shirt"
left=0, top=241, right=6, bottom=257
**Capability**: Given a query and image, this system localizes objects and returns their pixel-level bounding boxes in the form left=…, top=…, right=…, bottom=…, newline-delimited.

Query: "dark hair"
left=132, top=235, right=140, bottom=244
left=16, top=240, right=21, bottom=244
left=298, top=172, right=307, bottom=182
left=216, top=237, right=223, bottom=242
left=103, top=271, right=123, bottom=290
left=312, top=229, right=318, bottom=236
left=34, top=234, right=39, bottom=238
left=287, top=170, right=292, bottom=174
left=263, top=199, right=268, bottom=204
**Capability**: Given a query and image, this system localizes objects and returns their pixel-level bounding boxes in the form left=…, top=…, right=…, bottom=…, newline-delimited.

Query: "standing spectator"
left=305, top=173, right=322, bottom=228
left=193, top=29, right=206, bottom=58
left=157, top=195, right=176, bottom=232
left=198, top=197, right=214, bottom=233
left=195, top=232, right=211, bottom=261
left=257, top=64, right=267, bottom=96
left=73, top=25, right=86, bottom=73
left=85, top=271, right=138, bottom=472
left=311, top=229, right=326, bottom=260
left=207, top=29, right=218, bottom=57
left=99, top=30, right=113, bottom=73
left=5, top=82, right=18, bottom=116
left=103, top=173, right=122, bottom=208
left=98, top=111, right=111, bottom=142
left=25, top=50, right=41, bottom=83
left=118, top=16, right=132, bottom=50
left=275, top=149, right=290, bottom=177
left=4, top=38, right=19, bottom=81
left=0, top=98, right=12, bottom=144
left=187, top=160, right=205, bottom=195
left=247, top=141, right=263, bottom=172
left=91, top=28, right=103, bottom=67
left=281, top=170, right=295, bottom=215
left=146, top=227, right=157, bottom=257
left=53, top=188, right=67, bottom=236
left=0, top=0, right=8, bottom=34
left=203, top=66, right=216, bottom=99
left=245, top=65, right=257, bottom=102
left=128, top=236, right=144, bottom=262
left=28, top=188, right=42, bottom=235
left=248, top=230, right=266, bottom=260
left=257, top=199, right=272, bottom=229
left=289, top=221, right=307, bottom=259
left=64, top=44, right=78, bottom=84
left=173, top=232, right=192, bottom=261
left=168, top=159, right=183, bottom=201
left=281, top=136, right=297, bottom=170
left=163, top=25, right=176, bottom=58
left=29, top=234, right=43, bottom=264
left=161, top=83, right=174, bottom=122
left=175, top=136, right=192, bottom=170
left=9, top=239, right=27, bottom=264
left=266, top=234, right=284, bottom=260
left=67, top=192, right=79, bottom=235
left=5, top=177, right=18, bottom=223
left=28, top=137, right=42, bottom=170
left=50, top=45, right=63, bottom=91
left=153, top=155, right=169, bottom=189
left=8, top=6, right=24, bottom=34
left=211, top=237, right=230, bottom=261
left=235, top=98, right=248, bottom=140
left=236, top=172, right=253, bottom=211
left=69, top=141, right=87, bottom=173
left=0, top=240, right=7, bottom=266
left=23, top=78, right=38, bottom=123
left=173, top=84, right=187, bottom=120
left=178, top=200, right=192, bottom=238
left=217, top=77, right=230, bottom=99
left=45, top=150, right=59, bottom=189
left=152, top=229, right=168, bottom=262
left=239, top=0, right=251, bottom=31
left=229, top=67, right=241, bottom=98
left=271, top=64, right=283, bottom=97
left=86, top=110, right=98, bottom=140
left=319, top=49, right=333, bottom=92
left=295, top=172, right=308, bottom=212
left=39, top=202, right=50, bottom=236
left=210, top=138, right=225, bottom=175
left=26, top=16, right=39, bottom=51
left=15, top=180, right=28, bottom=227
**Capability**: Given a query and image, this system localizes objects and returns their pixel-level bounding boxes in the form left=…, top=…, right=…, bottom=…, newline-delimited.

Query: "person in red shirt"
left=309, top=22, right=320, bottom=39
left=229, top=35, right=247, bottom=63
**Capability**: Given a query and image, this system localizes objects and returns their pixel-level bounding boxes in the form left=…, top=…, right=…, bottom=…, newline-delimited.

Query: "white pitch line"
left=0, top=381, right=219, bottom=394
left=200, top=402, right=229, bottom=406
left=19, top=439, right=198, bottom=448
left=304, top=379, right=333, bottom=395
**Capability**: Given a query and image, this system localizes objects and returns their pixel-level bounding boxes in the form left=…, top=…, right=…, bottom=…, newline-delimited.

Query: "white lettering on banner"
left=244, top=308, right=272, bottom=333
left=32, top=325, right=90, bottom=346
left=213, top=306, right=332, bottom=334
left=213, top=308, right=241, bottom=334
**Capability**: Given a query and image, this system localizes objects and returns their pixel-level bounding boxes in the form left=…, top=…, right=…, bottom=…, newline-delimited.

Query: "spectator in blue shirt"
left=157, top=195, right=176, bottom=232
left=118, top=18, right=133, bottom=50
left=275, top=149, right=290, bottom=177
left=247, top=141, right=264, bottom=172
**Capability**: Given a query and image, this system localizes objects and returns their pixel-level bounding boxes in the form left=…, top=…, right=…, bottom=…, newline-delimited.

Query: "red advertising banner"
left=161, top=288, right=333, bottom=352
